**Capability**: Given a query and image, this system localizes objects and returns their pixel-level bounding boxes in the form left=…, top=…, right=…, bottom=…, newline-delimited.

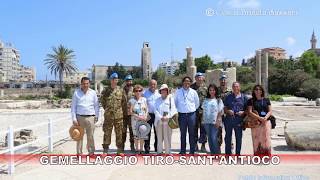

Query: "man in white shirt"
left=143, top=79, right=161, bottom=154
left=71, top=77, right=99, bottom=155
left=175, top=76, right=200, bottom=155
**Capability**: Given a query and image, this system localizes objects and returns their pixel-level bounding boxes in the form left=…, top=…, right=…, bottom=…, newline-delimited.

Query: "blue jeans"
left=204, top=124, right=220, bottom=154
left=224, top=115, right=243, bottom=155
left=178, top=112, right=196, bottom=154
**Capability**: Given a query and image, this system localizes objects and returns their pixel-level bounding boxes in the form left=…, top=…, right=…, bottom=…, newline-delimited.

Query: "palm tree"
left=44, top=45, right=78, bottom=97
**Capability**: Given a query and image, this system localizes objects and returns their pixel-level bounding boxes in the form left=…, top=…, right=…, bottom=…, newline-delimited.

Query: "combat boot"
left=117, top=148, right=124, bottom=155
left=102, top=145, right=109, bottom=154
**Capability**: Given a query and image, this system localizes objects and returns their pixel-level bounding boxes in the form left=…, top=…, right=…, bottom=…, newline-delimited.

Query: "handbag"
left=242, top=99, right=261, bottom=129
left=243, top=110, right=261, bottom=129
left=168, top=97, right=179, bottom=129
left=268, top=115, right=276, bottom=129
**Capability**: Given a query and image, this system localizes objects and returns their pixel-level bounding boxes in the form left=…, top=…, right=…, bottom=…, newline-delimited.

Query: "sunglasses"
left=255, top=88, right=262, bottom=91
left=134, top=89, right=143, bottom=92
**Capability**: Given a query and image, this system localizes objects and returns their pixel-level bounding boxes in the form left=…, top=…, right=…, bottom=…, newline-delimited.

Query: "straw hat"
left=69, top=125, right=84, bottom=141
left=135, top=121, right=151, bottom=140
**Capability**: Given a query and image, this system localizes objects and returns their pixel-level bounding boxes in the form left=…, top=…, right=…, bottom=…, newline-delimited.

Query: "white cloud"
left=227, top=0, right=260, bottom=9
left=244, top=52, right=255, bottom=59
left=286, top=37, right=296, bottom=46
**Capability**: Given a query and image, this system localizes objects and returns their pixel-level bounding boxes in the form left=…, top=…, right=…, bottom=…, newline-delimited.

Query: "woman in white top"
left=154, top=84, right=177, bottom=154
left=129, top=84, right=149, bottom=154
left=202, top=84, right=224, bottom=154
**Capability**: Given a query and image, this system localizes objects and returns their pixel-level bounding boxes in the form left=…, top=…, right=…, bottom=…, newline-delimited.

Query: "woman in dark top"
left=247, top=85, right=272, bottom=156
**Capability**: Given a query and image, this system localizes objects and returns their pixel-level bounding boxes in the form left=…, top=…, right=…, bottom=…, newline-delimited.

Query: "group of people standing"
left=71, top=72, right=273, bottom=156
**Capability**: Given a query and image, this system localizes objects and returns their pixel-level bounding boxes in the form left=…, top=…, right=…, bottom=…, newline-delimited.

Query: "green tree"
left=273, top=58, right=299, bottom=71
left=107, top=62, right=127, bottom=79
left=152, top=68, right=166, bottom=85
left=269, top=69, right=310, bottom=95
left=174, top=59, right=187, bottom=75
left=44, top=45, right=77, bottom=97
left=194, top=54, right=214, bottom=73
left=127, top=66, right=142, bottom=79
left=298, top=78, right=320, bottom=100
left=133, top=79, right=149, bottom=87
left=61, top=84, right=73, bottom=98
left=236, top=66, right=255, bottom=84
left=175, top=55, right=218, bottom=75
left=299, top=51, right=320, bottom=76
left=241, top=59, right=246, bottom=66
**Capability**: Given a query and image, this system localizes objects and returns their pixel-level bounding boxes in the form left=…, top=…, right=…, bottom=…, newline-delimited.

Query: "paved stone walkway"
left=1, top=104, right=320, bottom=180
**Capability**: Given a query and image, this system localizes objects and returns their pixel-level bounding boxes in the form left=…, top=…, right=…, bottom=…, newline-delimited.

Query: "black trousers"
left=144, top=113, right=158, bottom=152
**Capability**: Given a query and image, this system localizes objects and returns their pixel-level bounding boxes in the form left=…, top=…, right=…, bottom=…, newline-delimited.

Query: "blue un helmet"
left=124, top=75, right=133, bottom=81
left=109, top=72, right=119, bottom=79
left=220, top=74, right=227, bottom=81
left=195, top=72, right=204, bottom=77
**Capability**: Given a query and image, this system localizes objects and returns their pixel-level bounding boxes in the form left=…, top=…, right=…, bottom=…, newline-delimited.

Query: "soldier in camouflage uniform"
left=101, top=73, right=127, bottom=154
left=122, top=75, right=135, bottom=152
left=190, top=72, right=208, bottom=152
left=218, top=74, right=231, bottom=148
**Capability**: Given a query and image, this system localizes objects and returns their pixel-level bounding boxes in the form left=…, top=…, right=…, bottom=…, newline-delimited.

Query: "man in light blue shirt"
left=143, top=79, right=161, bottom=153
left=71, top=77, right=99, bottom=155
left=175, top=76, right=200, bottom=154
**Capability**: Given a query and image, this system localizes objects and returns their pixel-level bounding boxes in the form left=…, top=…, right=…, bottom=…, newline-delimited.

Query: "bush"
left=240, top=82, right=255, bottom=94
left=51, top=95, right=61, bottom=101
left=60, top=85, right=73, bottom=99
left=237, top=66, right=255, bottom=85
left=269, top=69, right=310, bottom=95
left=133, top=79, right=149, bottom=87
left=298, top=78, right=320, bottom=100
left=17, top=95, right=37, bottom=100
left=269, top=94, right=292, bottom=101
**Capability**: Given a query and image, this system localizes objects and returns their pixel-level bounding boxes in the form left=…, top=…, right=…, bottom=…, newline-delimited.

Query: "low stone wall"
left=280, top=97, right=308, bottom=102
left=0, top=100, right=48, bottom=109
left=0, top=99, right=72, bottom=109
left=0, top=88, right=53, bottom=98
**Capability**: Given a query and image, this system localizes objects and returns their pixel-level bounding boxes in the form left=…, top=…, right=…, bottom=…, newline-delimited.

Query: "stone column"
left=186, top=47, right=197, bottom=82
left=255, top=50, right=262, bottom=85
left=261, top=51, right=269, bottom=95
left=141, top=42, right=152, bottom=80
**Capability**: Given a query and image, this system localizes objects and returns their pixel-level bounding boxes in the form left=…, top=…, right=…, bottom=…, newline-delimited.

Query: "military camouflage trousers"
left=122, top=115, right=134, bottom=146
left=102, top=116, right=124, bottom=151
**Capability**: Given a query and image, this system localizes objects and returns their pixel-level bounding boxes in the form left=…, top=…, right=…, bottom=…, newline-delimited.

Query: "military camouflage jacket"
left=100, top=86, right=126, bottom=119
left=123, top=85, right=134, bottom=116
left=219, top=86, right=231, bottom=103
left=191, top=82, right=208, bottom=109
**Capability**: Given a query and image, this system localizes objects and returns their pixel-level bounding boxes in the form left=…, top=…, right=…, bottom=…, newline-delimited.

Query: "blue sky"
left=0, top=0, right=319, bottom=80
